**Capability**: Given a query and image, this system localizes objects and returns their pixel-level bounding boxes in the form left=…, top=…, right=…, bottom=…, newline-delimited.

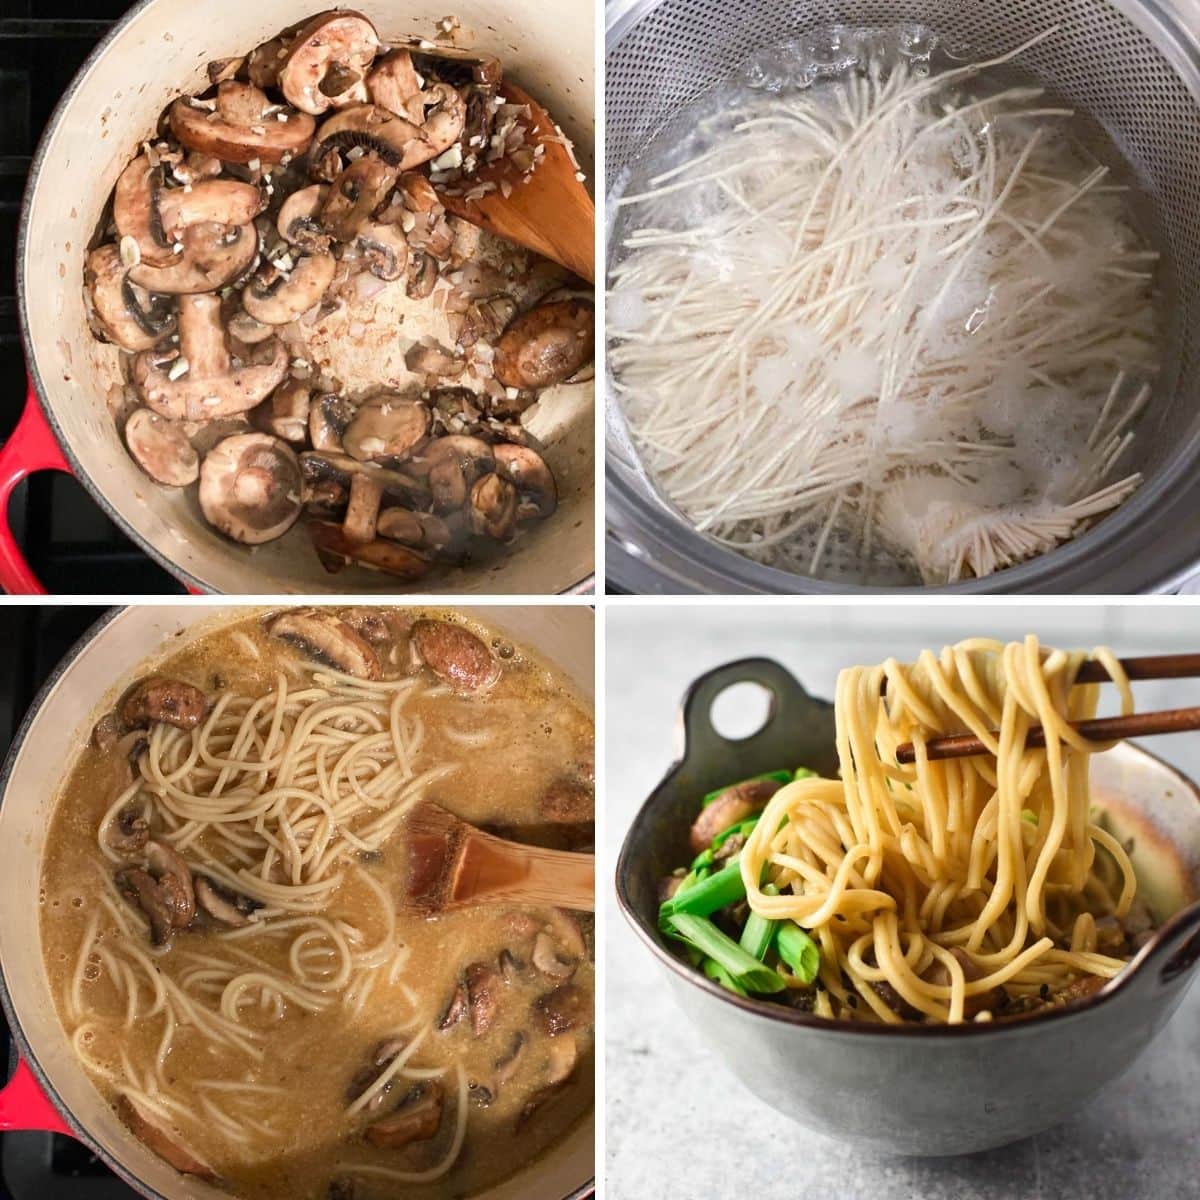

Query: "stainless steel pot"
left=18, top=0, right=595, bottom=595
left=0, top=605, right=595, bottom=1199
left=615, top=657, right=1200, bottom=1154
left=605, top=0, right=1200, bottom=594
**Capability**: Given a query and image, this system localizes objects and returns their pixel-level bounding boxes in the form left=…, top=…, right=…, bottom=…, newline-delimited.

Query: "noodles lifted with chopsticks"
left=739, top=636, right=1138, bottom=1024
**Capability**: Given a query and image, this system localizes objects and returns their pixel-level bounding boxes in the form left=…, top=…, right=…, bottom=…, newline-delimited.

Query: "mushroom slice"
left=408, top=43, right=503, bottom=90
left=300, top=451, right=427, bottom=512
left=115, top=868, right=175, bottom=947
left=199, top=433, right=303, bottom=544
left=338, top=608, right=396, bottom=646
left=134, top=295, right=288, bottom=422
left=156, top=179, right=262, bottom=244
left=195, top=876, right=261, bottom=928
left=417, top=436, right=494, bottom=512
left=688, top=778, right=782, bottom=854
left=118, top=1094, right=219, bottom=1181
left=321, top=157, right=398, bottom=242
left=406, top=251, right=438, bottom=300
left=308, top=521, right=433, bottom=580
left=145, top=840, right=196, bottom=929
left=228, top=309, right=276, bottom=346
left=343, top=396, right=430, bottom=463
left=493, top=443, right=558, bottom=521
left=124, top=408, right=200, bottom=487
left=242, top=252, right=337, bottom=326
left=438, top=980, right=468, bottom=1030
left=376, top=508, right=454, bottom=553
left=366, top=50, right=425, bottom=122
left=106, top=805, right=150, bottom=856
left=492, top=1033, right=526, bottom=1089
left=311, top=104, right=424, bottom=170
left=112, top=155, right=177, bottom=268
left=532, top=983, right=592, bottom=1037
left=532, top=931, right=576, bottom=981
left=169, top=92, right=315, bottom=165
left=494, top=300, right=595, bottom=390
left=344, top=472, right=383, bottom=544
left=405, top=339, right=463, bottom=380
left=309, top=393, right=358, bottom=452
left=364, top=1082, right=444, bottom=1149
left=120, top=677, right=208, bottom=730
left=128, top=221, right=259, bottom=296
left=411, top=83, right=467, bottom=166
left=410, top=619, right=499, bottom=692
left=252, top=380, right=311, bottom=445
left=468, top=472, right=518, bottom=540
left=277, top=184, right=331, bottom=251
left=279, top=10, right=380, bottom=116
left=466, top=961, right=501, bottom=1036
left=85, top=246, right=174, bottom=352
left=267, top=609, right=381, bottom=679
left=351, top=221, right=408, bottom=281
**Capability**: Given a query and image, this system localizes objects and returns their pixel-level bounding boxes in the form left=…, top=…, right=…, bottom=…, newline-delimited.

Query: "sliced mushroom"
left=106, top=805, right=150, bottom=855
left=405, top=339, right=464, bottom=380
left=437, top=980, right=468, bottom=1030
left=346, top=1038, right=406, bottom=1114
left=124, top=408, right=200, bottom=487
left=351, top=221, right=408, bottom=281
left=279, top=11, right=380, bottom=116
left=410, top=83, right=466, bottom=166
left=145, top=840, right=195, bottom=929
left=498, top=948, right=524, bottom=984
left=300, top=450, right=427, bottom=512
left=120, top=677, right=207, bottom=730
left=309, top=393, right=358, bottom=452
left=367, top=50, right=425, bottom=122
left=267, top=609, right=381, bottom=679
left=199, top=432, right=303, bottom=544
left=277, top=184, right=331, bottom=251
left=247, top=26, right=302, bottom=89
left=169, top=90, right=315, bottom=165
left=468, top=471, right=518, bottom=540
left=321, top=157, right=397, bottom=242
left=128, top=221, right=259, bottom=295
left=308, top=520, right=433, bottom=579
left=466, top=960, right=501, bottom=1036
left=408, top=43, right=503, bottom=90
left=242, top=252, right=337, bottom=325
left=406, top=251, right=438, bottom=300
left=417, top=436, right=494, bottom=512
left=227, top=309, right=276, bottom=346
left=493, top=1032, right=526, bottom=1089
left=376, top=508, right=454, bottom=553
left=112, top=155, right=177, bottom=268
left=343, top=396, right=430, bottom=463
left=85, top=246, right=174, bottom=352
left=364, top=1082, right=443, bottom=1149
left=494, top=300, right=595, bottom=390
left=344, top=472, right=383, bottom=544
left=194, top=876, right=261, bottom=928
left=252, top=380, right=311, bottom=444
left=688, top=778, right=782, bottom=854
left=532, top=984, right=591, bottom=1037
left=311, top=104, right=426, bottom=171
left=410, top=619, right=499, bottom=692
left=134, top=294, right=287, bottom=421
left=547, top=909, right=588, bottom=960
left=117, top=1094, right=219, bottom=1181
left=532, top=931, right=576, bottom=981
left=115, top=867, right=174, bottom=946
left=156, top=179, right=262, bottom=244
left=447, top=218, right=481, bottom=270
left=338, top=608, right=396, bottom=645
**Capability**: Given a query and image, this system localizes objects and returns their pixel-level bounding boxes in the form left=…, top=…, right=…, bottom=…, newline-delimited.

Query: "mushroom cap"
left=279, top=10, right=380, bottom=116
left=277, top=183, right=330, bottom=250
left=242, top=251, right=336, bottom=325
left=468, top=471, right=518, bottom=539
left=410, top=619, right=499, bottom=691
left=308, top=392, right=358, bottom=452
left=112, top=154, right=177, bottom=268
left=128, top=221, right=259, bottom=295
left=169, top=96, right=315, bottom=165
left=343, top=395, right=430, bottom=463
left=267, top=608, right=381, bottom=678
left=119, top=676, right=208, bottom=730
left=417, top=435, right=494, bottom=512
left=252, top=380, right=311, bottom=444
left=85, top=245, right=173, bottom=353
left=124, top=408, right=200, bottom=487
left=494, top=300, right=595, bottom=390
left=308, top=520, right=432, bottom=579
left=494, top=443, right=558, bottom=519
left=156, top=179, right=263, bottom=242
left=198, top=432, right=303, bottom=544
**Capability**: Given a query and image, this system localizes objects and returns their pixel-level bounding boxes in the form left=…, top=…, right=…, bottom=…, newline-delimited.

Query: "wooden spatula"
left=404, top=801, right=594, bottom=913
left=435, top=81, right=595, bottom=283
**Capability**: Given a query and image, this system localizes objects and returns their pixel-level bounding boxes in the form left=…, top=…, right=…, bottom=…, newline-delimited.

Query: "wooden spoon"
left=434, top=81, right=595, bottom=283
left=404, top=801, right=594, bottom=913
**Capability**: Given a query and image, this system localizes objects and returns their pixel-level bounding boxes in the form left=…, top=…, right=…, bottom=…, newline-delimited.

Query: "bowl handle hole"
left=1161, top=930, right=1200, bottom=984
left=709, top=681, right=774, bottom=741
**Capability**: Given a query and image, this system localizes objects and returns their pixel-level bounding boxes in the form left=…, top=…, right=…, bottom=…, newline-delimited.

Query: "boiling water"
left=607, top=26, right=1164, bottom=586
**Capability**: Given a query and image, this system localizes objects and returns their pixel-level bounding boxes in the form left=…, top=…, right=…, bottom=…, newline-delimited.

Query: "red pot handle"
left=0, top=380, right=72, bottom=595
left=0, top=1057, right=73, bottom=1136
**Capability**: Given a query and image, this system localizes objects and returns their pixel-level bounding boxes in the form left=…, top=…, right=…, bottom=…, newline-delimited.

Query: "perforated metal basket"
left=605, top=0, right=1200, bottom=594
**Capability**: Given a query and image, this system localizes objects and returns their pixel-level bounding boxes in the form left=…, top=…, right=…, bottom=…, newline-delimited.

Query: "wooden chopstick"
left=892, top=653, right=1200, bottom=764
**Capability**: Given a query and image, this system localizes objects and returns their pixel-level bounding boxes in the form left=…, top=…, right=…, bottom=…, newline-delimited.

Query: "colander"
left=605, top=0, right=1200, bottom=594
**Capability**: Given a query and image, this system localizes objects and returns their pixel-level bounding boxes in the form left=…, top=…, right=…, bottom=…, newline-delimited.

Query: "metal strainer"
left=605, top=0, right=1200, bottom=594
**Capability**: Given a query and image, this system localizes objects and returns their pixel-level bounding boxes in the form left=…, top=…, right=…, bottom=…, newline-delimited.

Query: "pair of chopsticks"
left=894, top=653, right=1200, bottom=764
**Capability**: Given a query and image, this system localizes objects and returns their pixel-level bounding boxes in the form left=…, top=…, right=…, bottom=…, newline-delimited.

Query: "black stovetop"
left=0, top=604, right=138, bottom=1198
left=0, top=2, right=182, bottom=594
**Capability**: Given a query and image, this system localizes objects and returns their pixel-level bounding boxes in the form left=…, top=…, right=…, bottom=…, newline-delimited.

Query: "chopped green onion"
left=666, top=913, right=786, bottom=993
left=738, top=883, right=779, bottom=960
left=701, top=769, right=791, bottom=807
left=712, top=815, right=760, bottom=850
left=701, top=957, right=748, bottom=996
left=776, top=922, right=820, bottom=984
left=689, top=846, right=715, bottom=872
left=1021, top=809, right=1038, bottom=824
left=659, top=859, right=746, bottom=929
left=793, top=766, right=816, bottom=780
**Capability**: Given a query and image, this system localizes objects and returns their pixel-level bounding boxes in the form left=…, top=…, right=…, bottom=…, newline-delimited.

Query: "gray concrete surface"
left=605, top=604, right=1200, bottom=1199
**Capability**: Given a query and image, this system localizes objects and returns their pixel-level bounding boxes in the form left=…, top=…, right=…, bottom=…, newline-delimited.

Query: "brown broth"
left=39, top=608, right=594, bottom=1199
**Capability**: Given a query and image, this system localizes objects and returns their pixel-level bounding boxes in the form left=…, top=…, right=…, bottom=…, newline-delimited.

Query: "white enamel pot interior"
left=19, top=1, right=595, bottom=595
left=0, top=604, right=595, bottom=1200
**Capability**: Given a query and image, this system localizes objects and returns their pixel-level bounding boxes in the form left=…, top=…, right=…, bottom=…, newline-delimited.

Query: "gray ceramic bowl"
left=615, top=658, right=1200, bottom=1156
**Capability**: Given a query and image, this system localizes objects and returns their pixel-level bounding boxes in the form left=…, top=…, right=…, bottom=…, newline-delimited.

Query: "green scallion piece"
left=701, top=769, right=791, bottom=807
left=738, top=883, right=779, bottom=960
left=701, top=956, right=748, bottom=996
left=1021, top=809, right=1038, bottom=824
left=689, top=846, right=715, bottom=872
left=712, top=815, right=760, bottom=850
left=659, top=858, right=746, bottom=929
left=667, top=912, right=786, bottom=993
left=793, top=766, right=816, bottom=780
left=776, top=921, right=820, bottom=984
